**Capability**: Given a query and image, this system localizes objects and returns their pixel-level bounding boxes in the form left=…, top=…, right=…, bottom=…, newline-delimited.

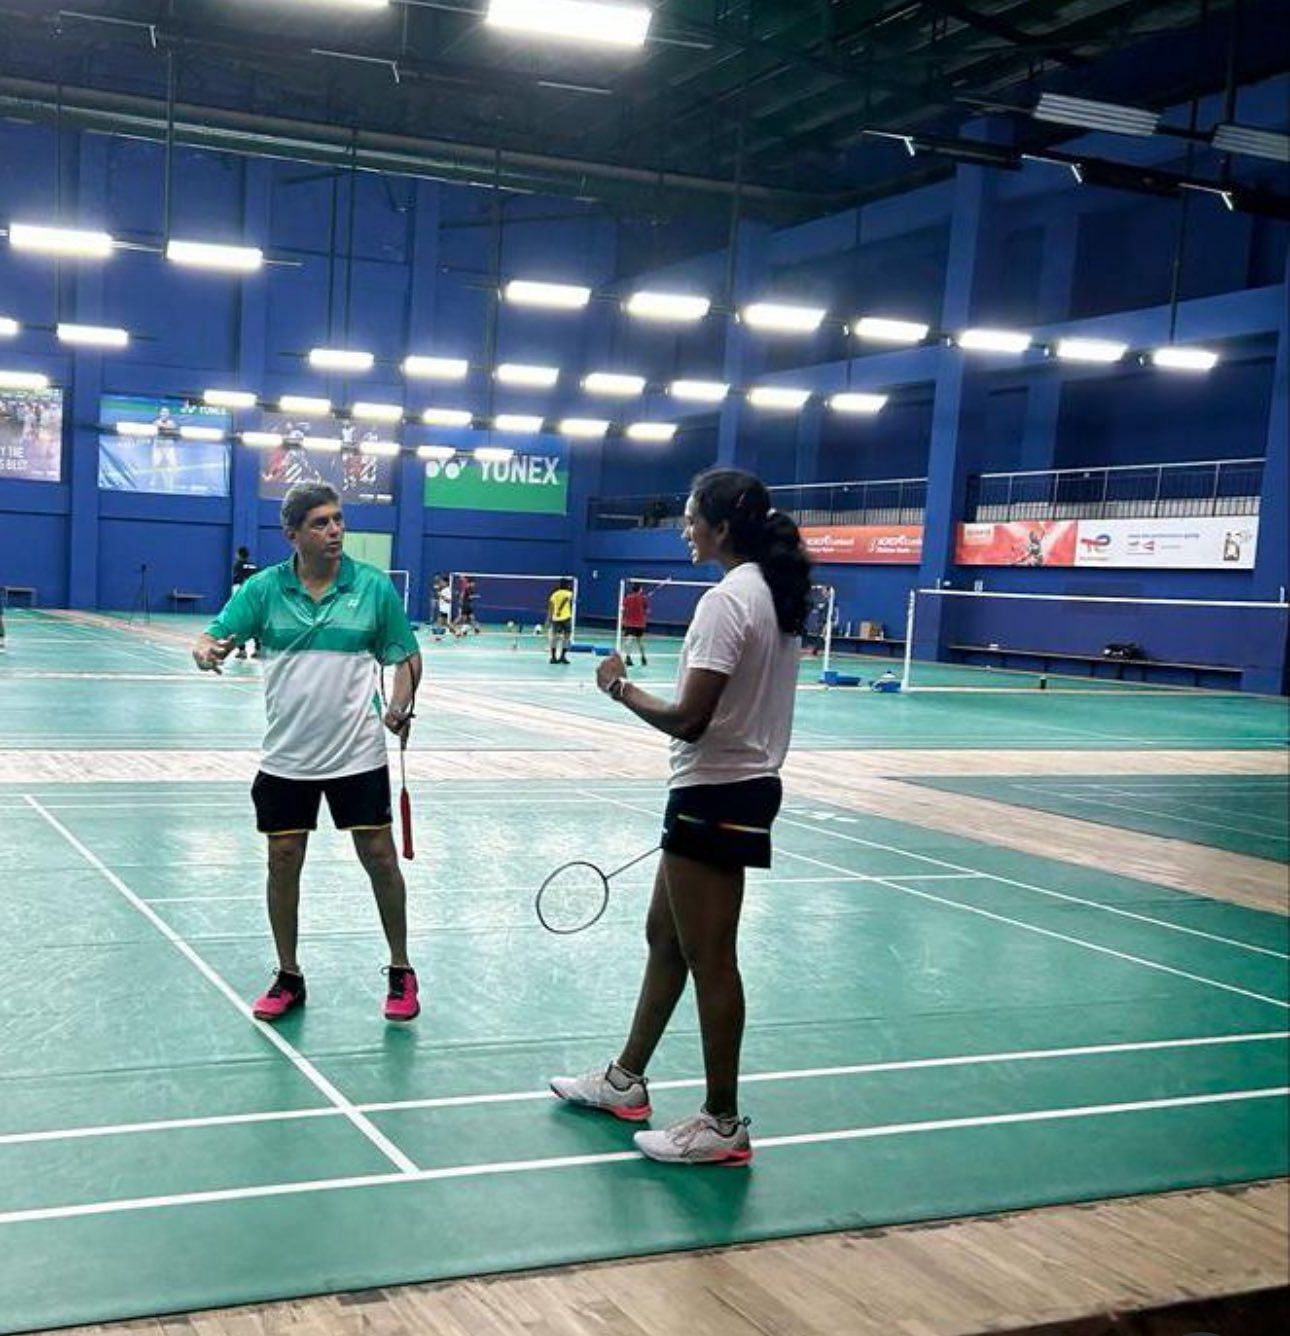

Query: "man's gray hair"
left=281, top=482, right=340, bottom=532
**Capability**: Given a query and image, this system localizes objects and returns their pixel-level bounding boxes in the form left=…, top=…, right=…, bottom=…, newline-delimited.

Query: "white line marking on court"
left=0, top=1086, right=1282, bottom=1227
left=790, top=845, right=1290, bottom=1009
left=22, top=795, right=420, bottom=1176
left=7, top=1032, right=1283, bottom=1150
left=776, top=813, right=1290, bottom=961
left=592, top=791, right=1289, bottom=963
left=1045, top=788, right=1290, bottom=843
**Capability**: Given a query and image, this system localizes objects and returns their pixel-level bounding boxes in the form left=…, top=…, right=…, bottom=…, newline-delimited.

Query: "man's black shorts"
left=661, top=776, right=783, bottom=870
left=252, top=766, right=392, bottom=835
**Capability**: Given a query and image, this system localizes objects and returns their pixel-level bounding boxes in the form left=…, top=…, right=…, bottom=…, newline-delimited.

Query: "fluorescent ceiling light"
left=403, top=355, right=469, bottom=380
left=116, top=421, right=158, bottom=438
left=304, top=437, right=343, bottom=453
left=559, top=418, right=611, bottom=437
left=504, top=279, right=591, bottom=310
left=278, top=395, right=332, bottom=415
left=626, top=421, right=676, bottom=442
left=421, top=407, right=474, bottom=427
left=241, top=431, right=284, bottom=448
left=1056, top=337, right=1127, bottom=364
left=584, top=371, right=646, bottom=396
left=853, top=316, right=929, bottom=345
left=494, top=414, right=544, bottom=433
left=829, top=392, right=888, bottom=415
left=57, top=323, right=128, bottom=349
left=166, top=240, right=263, bottom=273
left=625, top=291, right=711, bottom=322
left=742, top=302, right=827, bottom=334
left=748, top=385, right=810, bottom=410
left=418, top=445, right=457, bottom=462
left=308, top=347, right=374, bottom=373
left=203, top=389, right=257, bottom=409
left=475, top=446, right=516, bottom=463
left=351, top=401, right=404, bottom=423
left=1034, top=93, right=1159, bottom=137
left=495, top=363, right=559, bottom=388
left=360, top=440, right=400, bottom=458
left=9, top=223, right=114, bottom=258
left=485, top=1, right=652, bottom=49
left=0, top=317, right=19, bottom=337
left=1151, top=346, right=1220, bottom=372
left=1212, top=123, right=1290, bottom=163
left=669, top=379, right=729, bottom=403
left=0, top=370, right=49, bottom=390
left=957, top=327, right=1033, bottom=354
left=179, top=425, right=225, bottom=442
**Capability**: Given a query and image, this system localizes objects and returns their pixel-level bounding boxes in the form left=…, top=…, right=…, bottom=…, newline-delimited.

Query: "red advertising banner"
left=954, top=521, right=1078, bottom=567
left=801, top=524, right=923, bottom=565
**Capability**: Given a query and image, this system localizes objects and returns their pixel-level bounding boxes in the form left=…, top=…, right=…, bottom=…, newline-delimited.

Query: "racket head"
left=535, top=860, right=611, bottom=935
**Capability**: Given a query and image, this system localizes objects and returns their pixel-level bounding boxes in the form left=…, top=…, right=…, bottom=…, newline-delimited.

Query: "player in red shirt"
left=621, top=582, right=650, bottom=667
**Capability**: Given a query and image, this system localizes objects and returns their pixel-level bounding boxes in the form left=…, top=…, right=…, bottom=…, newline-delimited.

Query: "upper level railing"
left=967, top=459, right=1265, bottom=522
left=588, top=477, right=928, bottom=531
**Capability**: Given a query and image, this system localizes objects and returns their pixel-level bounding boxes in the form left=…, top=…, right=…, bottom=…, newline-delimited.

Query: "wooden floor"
left=58, top=1181, right=1290, bottom=1336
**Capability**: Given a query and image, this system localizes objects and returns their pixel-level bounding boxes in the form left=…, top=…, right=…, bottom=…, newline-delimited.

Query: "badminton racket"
left=536, top=845, right=659, bottom=935
left=379, top=666, right=416, bottom=861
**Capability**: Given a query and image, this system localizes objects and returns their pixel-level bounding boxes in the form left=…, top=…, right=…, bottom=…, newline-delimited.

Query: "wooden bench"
left=1, top=585, right=37, bottom=608
left=948, top=643, right=1242, bottom=688
left=168, top=589, right=204, bottom=612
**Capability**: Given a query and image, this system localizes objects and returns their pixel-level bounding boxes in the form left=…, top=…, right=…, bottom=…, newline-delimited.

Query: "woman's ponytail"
left=690, top=468, right=814, bottom=635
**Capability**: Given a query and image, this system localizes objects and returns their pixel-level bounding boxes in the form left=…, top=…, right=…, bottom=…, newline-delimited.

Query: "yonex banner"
left=955, top=516, right=1259, bottom=570
left=424, top=446, right=569, bottom=515
left=800, top=524, right=923, bottom=564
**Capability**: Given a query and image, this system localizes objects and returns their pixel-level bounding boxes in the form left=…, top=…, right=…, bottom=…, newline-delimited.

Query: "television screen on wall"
left=0, top=387, right=64, bottom=482
left=98, top=394, right=232, bottom=497
left=255, top=409, right=396, bottom=505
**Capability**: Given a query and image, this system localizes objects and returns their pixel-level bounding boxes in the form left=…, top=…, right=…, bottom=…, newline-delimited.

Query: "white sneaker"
left=634, top=1110, right=753, bottom=1165
left=549, top=1061, right=652, bottom=1122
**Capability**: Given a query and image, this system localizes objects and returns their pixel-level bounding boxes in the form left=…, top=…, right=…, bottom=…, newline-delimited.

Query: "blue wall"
left=1, top=73, right=1286, bottom=687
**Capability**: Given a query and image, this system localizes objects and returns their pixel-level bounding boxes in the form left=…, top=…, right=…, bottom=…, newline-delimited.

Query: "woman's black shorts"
left=661, top=776, right=783, bottom=870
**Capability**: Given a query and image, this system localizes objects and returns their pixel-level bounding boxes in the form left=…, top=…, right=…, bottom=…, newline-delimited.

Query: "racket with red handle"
left=398, top=728, right=414, bottom=860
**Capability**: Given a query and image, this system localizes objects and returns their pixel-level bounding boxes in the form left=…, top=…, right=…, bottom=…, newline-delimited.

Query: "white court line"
left=598, top=792, right=1289, bottom=961
left=0, top=1086, right=1283, bottom=1227
left=1047, top=788, right=1290, bottom=844
left=22, top=796, right=419, bottom=1175
left=2, top=1031, right=1284, bottom=1150
left=774, top=809, right=1289, bottom=960
left=593, top=792, right=1290, bottom=996
left=137, top=875, right=981, bottom=905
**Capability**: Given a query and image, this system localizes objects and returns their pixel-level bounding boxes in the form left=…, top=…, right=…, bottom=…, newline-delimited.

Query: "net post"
left=615, top=578, right=626, bottom=656
left=570, top=575, right=579, bottom=641
left=900, top=587, right=918, bottom=692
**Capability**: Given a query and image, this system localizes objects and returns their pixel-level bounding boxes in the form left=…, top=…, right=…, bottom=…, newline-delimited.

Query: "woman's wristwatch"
left=607, top=677, right=629, bottom=702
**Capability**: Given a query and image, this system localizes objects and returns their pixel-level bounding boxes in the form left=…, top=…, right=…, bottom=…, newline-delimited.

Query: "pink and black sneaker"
left=252, top=969, right=306, bottom=1021
left=384, top=966, right=420, bottom=1022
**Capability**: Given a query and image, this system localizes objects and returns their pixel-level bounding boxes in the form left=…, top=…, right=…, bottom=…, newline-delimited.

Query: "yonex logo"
left=1079, top=533, right=1112, bottom=550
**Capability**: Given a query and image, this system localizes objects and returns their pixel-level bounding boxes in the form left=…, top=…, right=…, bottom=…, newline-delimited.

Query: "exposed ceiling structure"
left=0, top=1, right=1286, bottom=220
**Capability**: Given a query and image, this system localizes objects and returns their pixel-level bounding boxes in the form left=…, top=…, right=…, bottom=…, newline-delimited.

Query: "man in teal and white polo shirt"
left=191, top=482, right=424, bottom=1024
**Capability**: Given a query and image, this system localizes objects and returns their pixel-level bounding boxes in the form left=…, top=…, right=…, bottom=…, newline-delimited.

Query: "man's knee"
left=266, top=834, right=307, bottom=876
left=353, top=830, right=399, bottom=877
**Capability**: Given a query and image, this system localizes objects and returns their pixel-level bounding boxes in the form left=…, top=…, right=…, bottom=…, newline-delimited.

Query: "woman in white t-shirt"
left=550, top=468, right=812, bottom=1166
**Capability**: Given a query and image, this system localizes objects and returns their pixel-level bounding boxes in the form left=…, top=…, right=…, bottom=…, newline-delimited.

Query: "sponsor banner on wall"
left=423, top=445, right=568, bottom=515
left=0, top=388, right=63, bottom=482
left=1072, top=516, right=1259, bottom=570
left=955, top=516, right=1260, bottom=570
left=98, top=395, right=231, bottom=497
left=955, top=521, right=1078, bottom=567
left=256, top=412, right=395, bottom=505
left=801, top=524, right=923, bottom=565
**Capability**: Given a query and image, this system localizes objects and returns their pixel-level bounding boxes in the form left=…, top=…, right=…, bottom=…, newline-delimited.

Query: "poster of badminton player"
left=256, top=412, right=395, bottom=505
left=0, top=388, right=64, bottom=482
left=97, top=395, right=231, bottom=496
